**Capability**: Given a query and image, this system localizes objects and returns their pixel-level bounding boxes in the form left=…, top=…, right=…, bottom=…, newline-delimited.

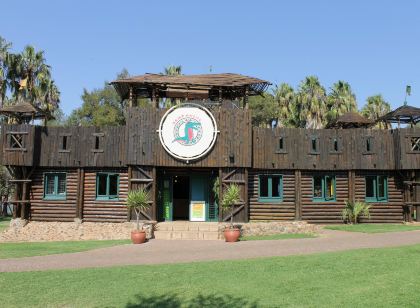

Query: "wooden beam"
left=152, top=167, right=157, bottom=221
left=218, top=168, right=223, bottom=222
left=294, top=170, right=302, bottom=220
left=76, top=168, right=84, bottom=219
left=127, top=166, right=132, bottom=221
left=244, top=168, right=249, bottom=222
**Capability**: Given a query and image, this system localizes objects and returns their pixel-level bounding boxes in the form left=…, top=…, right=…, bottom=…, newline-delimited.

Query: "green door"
left=161, top=177, right=173, bottom=221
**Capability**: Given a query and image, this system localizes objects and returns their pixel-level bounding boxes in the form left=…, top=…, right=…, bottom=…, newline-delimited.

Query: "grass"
left=0, top=240, right=130, bottom=259
left=240, top=233, right=316, bottom=241
left=1, top=244, right=420, bottom=307
left=0, top=216, right=11, bottom=232
left=325, top=223, right=420, bottom=233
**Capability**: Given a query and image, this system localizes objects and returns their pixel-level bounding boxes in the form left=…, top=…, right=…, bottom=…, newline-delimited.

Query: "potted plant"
left=342, top=200, right=371, bottom=224
left=127, top=189, right=151, bottom=244
left=221, top=184, right=241, bottom=242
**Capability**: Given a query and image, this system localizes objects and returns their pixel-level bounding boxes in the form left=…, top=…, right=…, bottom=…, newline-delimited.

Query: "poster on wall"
left=190, top=201, right=206, bottom=222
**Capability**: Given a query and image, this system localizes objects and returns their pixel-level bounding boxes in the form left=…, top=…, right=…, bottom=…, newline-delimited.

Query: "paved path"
left=1, top=229, right=420, bottom=272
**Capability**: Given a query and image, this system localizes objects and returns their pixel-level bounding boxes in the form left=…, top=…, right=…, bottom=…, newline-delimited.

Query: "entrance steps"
left=154, top=222, right=221, bottom=240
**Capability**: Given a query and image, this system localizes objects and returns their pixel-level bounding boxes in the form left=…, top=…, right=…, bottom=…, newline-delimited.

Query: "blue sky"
left=1, top=0, right=419, bottom=115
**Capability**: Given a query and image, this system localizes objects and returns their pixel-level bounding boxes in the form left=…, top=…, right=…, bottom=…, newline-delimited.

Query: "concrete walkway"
left=1, top=229, right=420, bottom=272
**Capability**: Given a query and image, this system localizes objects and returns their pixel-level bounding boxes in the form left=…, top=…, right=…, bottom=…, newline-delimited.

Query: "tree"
left=162, top=65, right=182, bottom=107
left=296, top=76, right=328, bottom=129
left=272, top=83, right=298, bottom=127
left=326, top=80, right=357, bottom=123
left=248, top=92, right=277, bottom=127
left=66, top=70, right=129, bottom=126
left=0, top=36, right=11, bottom=107
left=361, top=95, right=391, bottom=129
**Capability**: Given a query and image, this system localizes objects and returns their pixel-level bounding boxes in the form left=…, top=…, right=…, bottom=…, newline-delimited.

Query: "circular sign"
left=158, top=103, right=218, bottom=162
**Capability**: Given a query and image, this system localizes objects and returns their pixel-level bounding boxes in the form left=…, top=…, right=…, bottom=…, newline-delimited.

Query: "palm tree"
left=272, top=83, right=296, bottom=127
left=296, top=76, right=328, bottom=129
left=0, top=36, right=12, bottom=107
left=361, top=95, right=391, bottom=129
left=327, top=81, right=358, bottom=124
left=163, top=65, right=182, bottom=76
left=162, top=65, right=182, bottom=107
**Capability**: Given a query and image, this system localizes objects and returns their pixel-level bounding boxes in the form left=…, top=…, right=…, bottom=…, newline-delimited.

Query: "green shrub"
left=127, top=189, right=151, bottom=230
left=342, top=200, right=371, bottom=224
left=221, top=184, right=241, bottom=228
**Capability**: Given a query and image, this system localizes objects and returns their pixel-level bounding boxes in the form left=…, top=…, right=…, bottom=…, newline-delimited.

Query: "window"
left=278, top=137, right=284, bottom=150
left=44, top=173, right=66, bottom=200
left=365, top=176, right=388, bottom=202
left=365, top=137, right=374, bottom=153
left=310, top=137, right=320, bottom=153
left=313, top=175, right=336, bottom=201
left=95, top=136, right=100, bottom=150
left=8, top=133, right=25, bottom=150
left=333, top=138, right=339, bottom=152
left=62, top=136, right=68, bottom=150
left=92, top=133, right=104, bottom=152
left=259, top=175, right=283, bottom=202
left=410, top=137, right=420, bottom=152
left=96, top=173, right=119, bottom=200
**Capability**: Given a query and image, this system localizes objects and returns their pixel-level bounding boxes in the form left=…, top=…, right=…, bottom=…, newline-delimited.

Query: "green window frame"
left=96, top=173, right=119, bottom=200
left=312, top=175, right=336, bottom=202
left=365, top=176, right=388, bottom=202
left=258, top=175, right=283, bottom=202
left=44, top=173, right=67, bottom=200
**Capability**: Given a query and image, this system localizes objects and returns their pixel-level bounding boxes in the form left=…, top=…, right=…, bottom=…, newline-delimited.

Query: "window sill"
left=43, top=196, right=67, bottom=201
left=258, top=198, right=283, bottom=203
left=312, top=198, right=336, bottom=203
left=365, top=199, right=388, bottom=203
left=95, top=197, right=119, bottom=201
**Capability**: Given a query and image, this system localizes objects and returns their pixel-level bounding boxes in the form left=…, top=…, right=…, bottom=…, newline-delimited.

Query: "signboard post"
left=190, top=201, right=206, bottom=222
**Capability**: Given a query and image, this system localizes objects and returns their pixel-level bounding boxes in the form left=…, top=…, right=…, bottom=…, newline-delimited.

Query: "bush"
left=342, top=200, right=371, bottom=224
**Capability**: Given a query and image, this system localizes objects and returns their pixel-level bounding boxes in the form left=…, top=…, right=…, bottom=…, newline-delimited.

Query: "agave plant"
left=126, top=189, right=151, bottom=230
left=342, top=200, right=371, bottom=224
left=221, top=184, right=241, bottom=228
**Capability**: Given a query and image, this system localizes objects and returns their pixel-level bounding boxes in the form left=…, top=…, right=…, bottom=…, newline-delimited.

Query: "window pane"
left=279, top=138, right=284, bottom=150
left=45, top=175, right=55, bottom=195
left=97, top=174, right=108, bottom=196
left=260, top=176, right=269, bottom=197
left=325, top=176, right=334, bottom=199
left=109, top=174, right=119, bottom=196
left=377, top=176, right=387, bottom=199
left=57, top=174, right=66, bottom=195
left=311, top=138, right=317, bottom=152
left=365, top=176, right=375, bottom=198
left=272, top=176, right=281, bottom=197
left=313, top=177, right=323, bottom=198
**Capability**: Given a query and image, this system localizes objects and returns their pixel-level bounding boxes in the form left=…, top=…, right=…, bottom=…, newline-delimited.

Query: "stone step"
left=155, top=222, right=219, bottom=232
left=154, top=230, right=221, bottom=240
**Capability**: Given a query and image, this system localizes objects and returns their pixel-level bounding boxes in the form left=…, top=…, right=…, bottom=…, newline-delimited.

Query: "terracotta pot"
left=131, top=230, right=146, bottom=244
left=224, top=228, right=241, bottom=242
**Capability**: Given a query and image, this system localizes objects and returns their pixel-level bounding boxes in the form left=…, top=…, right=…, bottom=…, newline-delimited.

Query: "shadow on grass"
left=125, top=293, right=258, bottom=308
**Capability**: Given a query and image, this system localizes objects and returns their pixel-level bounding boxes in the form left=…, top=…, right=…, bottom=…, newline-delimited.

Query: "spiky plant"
left=342, top=200, right=371, bottom=224
left=221, top=184, right=241, bottom=228
left=127, top=189, right=151, bottom=230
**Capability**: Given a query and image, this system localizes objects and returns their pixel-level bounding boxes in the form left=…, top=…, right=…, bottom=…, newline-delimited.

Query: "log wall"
left=82, top=168, right=128, bottom=222
left=29, top=168, right=78, bottom=221
left=248, top=170, right=295, bottom=221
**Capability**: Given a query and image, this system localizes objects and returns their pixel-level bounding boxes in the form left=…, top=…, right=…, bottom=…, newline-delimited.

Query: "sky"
left=1, top=0, right=419, bottom=115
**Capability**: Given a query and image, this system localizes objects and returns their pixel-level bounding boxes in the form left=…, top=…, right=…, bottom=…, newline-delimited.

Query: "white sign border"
left=157, top=103, right=219, bottom=162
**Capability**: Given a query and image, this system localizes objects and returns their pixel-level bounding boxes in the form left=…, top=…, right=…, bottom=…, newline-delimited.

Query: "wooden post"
left=76, top=168, right=84, bottom=219
left=294, top=170, right=302, bottom=220
left=129, top=86, right=133, bottom=108
left=244, top=168, right=249, bottom=222
left=348, top=170, right=355, bottom=203
left=152, top=166, right=157, bottom=221
left=218, top=168, right=223, bottom=222
left=127, top=166, right=132, bottom=221
left=21, top=182, right=28, bottom=219
left=13, top=182, right=19, bottom=219
left=244, top=86, right=249, bottom=109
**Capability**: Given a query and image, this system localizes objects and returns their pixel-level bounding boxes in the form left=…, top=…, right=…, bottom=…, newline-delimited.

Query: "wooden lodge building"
left=1, top=73, right=420, bottom=225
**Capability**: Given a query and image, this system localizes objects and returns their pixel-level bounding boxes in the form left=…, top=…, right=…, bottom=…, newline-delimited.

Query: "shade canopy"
left=0, top=102, right=53, bottom=122
left=326, top=112, right=374, bottom=129
left=376, top=105, right=420, bottom=126
left=111, top=73, right=271, bottom=101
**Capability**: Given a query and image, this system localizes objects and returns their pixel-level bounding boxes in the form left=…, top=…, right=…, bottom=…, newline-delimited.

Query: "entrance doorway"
left=158, top=172, right=218, bottom=222
left=173, top=176, right=189, bottom=220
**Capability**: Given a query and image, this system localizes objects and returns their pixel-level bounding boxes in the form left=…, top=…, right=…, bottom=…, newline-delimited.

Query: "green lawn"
left=240, top=233, right=316, bottom=241
left=0, top=216, right=11, bottom=232
left=325, top=223, right=420, bottom=233
left=1, top=244, right=420, bottom=307
left=0, top=240, right=130, bottom=259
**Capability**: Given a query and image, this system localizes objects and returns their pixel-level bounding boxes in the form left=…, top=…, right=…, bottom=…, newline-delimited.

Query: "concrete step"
left=155, top=222, right=219, bottom=232
left=154, top=230, right=221, bottom=240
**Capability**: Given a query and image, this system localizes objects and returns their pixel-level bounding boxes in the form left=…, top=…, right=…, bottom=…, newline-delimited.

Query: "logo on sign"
left=158, top=103, right=218, bottom=162
left=172, top=115, right=203, bottom=146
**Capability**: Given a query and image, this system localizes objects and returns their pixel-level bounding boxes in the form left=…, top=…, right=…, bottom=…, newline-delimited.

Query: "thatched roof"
left=0, top=102, right=53, bottom=120
left=111, top=73, right=271, bottom=101
left=326, top=112, right=374, bottom=129
left=376, top=105, right=420, bottom=125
